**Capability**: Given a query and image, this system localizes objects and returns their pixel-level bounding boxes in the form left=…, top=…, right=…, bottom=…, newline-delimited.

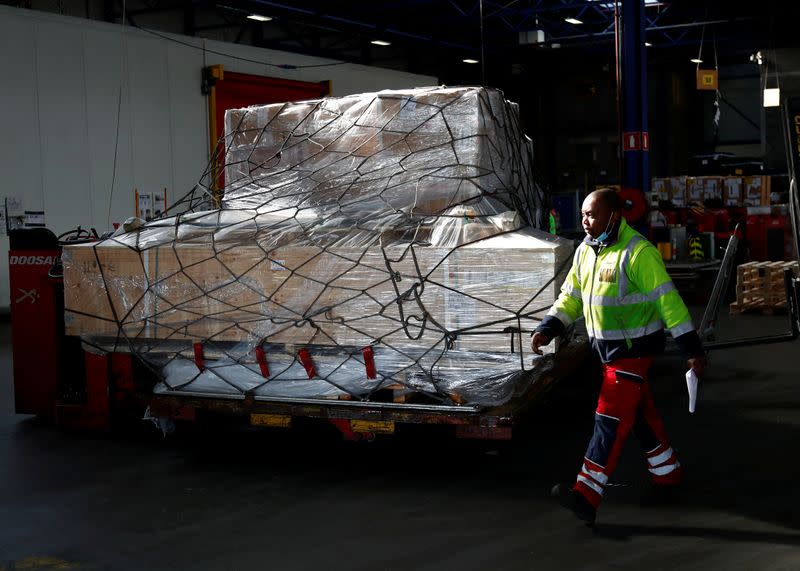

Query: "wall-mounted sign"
left=135, top=188, right=167, bottom=221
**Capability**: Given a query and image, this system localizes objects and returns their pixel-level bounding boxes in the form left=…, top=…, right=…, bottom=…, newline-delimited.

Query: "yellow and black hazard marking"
left=688, top=237, right=705, bottom=261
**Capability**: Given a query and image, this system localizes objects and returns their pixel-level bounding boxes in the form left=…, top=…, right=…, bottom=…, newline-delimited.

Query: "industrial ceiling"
left=4, top=1, right=797, bottom=81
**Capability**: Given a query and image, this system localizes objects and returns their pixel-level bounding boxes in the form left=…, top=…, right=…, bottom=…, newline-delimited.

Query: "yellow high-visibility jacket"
left=536, top=217, right=704, bottom=362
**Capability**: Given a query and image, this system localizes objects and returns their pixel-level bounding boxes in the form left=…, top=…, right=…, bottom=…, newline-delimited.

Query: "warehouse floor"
left=1, top=309, right=799, bottom=571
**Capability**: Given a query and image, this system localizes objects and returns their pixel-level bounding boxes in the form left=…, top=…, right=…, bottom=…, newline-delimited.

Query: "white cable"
left=106, top=0, right=128, bottom=230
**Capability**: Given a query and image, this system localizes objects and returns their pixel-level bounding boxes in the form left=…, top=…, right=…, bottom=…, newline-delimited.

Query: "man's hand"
left=688, top=355, right=707, bottom=377
left=531, top=332, right=552, bottom=356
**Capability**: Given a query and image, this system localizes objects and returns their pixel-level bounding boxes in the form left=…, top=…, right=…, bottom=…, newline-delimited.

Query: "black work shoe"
left=551, top=482, right=597, bottom=525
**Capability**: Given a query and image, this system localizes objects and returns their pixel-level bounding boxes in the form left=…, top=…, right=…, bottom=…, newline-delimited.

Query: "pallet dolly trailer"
left=9, top=226, right=589, bottom=441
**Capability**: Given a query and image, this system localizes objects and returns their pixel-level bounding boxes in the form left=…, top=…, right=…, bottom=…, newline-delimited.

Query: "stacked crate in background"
left=650, top=175, right=771, bottom=208
left=731, top=261, right=800, bottom=314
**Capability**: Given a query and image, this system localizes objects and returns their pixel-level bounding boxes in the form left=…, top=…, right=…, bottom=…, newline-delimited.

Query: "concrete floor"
left=1, top=309, right=800, bottom=570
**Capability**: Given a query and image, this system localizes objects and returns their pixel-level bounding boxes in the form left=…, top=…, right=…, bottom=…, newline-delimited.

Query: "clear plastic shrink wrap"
left=63, top=86, right=574, bottom=406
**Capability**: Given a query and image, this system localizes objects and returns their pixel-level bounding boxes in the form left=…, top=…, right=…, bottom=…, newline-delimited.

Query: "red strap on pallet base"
left=362, top=346, right=377, bottom=379
left=193, top=342, right=205, bottom=371
left=298, top=348, right=316, bottom=379
left=255, top=346, right=270, bottom=378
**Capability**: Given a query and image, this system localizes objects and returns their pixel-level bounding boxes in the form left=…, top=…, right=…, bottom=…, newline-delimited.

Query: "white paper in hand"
left=685, top=368, right=699, bottom=413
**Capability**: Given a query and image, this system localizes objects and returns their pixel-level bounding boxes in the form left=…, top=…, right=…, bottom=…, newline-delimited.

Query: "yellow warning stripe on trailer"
left=250, top=413, right=292, bottom=428
left=351, top=420, right=395, bottom=434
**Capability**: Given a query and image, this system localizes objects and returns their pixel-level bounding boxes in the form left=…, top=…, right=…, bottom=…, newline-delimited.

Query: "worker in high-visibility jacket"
left=532, top=188, right=707, bottom=525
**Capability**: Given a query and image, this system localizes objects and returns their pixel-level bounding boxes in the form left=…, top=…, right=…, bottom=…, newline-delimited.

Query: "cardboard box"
left=701, top=177, right=724, bottom=202
left=686, top=177, right=703, bottom=203
left=650, top=178, right=668, bottom=207
left=62, top=243, right=149, bottom=338
left=651, top=176, right=686, bottom=207
left=723, top=176, right=743, bottom=206
left=743, top=175, right=771, bottom=206
left=63, top=242, right=276, bottom=342
left=686, top=176, right=723, bottom=204
left=667, top=176, right=687, bottom=207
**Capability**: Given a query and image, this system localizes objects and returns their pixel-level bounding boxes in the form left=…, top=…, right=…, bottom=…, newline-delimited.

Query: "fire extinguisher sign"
left=623, top=132, right=649, bottom=152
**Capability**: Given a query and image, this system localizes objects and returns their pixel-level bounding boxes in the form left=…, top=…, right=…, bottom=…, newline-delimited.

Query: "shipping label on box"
left=723, top=177, right=743, bottom=206
left=702, top=177, right=723, bottom=201
left=686, top=177, right=703, bottom=202
left=744, top=176, right=771, bottom=206
left=667, top=176, right=687, bottom=207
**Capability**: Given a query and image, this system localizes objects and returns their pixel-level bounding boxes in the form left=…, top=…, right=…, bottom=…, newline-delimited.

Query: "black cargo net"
left=64, top=87, right=570, bottom=407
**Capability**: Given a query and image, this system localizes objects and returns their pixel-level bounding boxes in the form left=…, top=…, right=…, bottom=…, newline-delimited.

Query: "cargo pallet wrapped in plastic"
left=63, top=86, right=575, bottom=408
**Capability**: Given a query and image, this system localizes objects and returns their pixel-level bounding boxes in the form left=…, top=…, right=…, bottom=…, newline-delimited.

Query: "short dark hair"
left=593, top=188, right=621, bottom=212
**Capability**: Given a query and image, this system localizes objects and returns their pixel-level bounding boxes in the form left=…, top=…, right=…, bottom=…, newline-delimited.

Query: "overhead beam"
left=246, top=0, right=479, bottom=52
left=550, top=17, right=753, bottom=43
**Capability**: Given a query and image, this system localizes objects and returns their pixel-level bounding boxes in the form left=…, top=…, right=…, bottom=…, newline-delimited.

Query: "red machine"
left=9, top=228, right=138, bottom=431
left=9, top=229, right=63, bottom=418
left=746, top=211, right=794, bottom=262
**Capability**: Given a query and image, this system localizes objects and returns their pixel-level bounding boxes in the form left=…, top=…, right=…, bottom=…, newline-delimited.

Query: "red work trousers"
left=573, top=356, right=682, bottom=508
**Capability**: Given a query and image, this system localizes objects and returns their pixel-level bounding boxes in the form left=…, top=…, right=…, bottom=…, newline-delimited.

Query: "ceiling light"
left=463, top=58, right=479, bottom=64
left=371, top=40, right=391, bottom=46
left=565, top=17, right=583, bottom=25
left=247, top=14, right=272, bottom=22
left=645, top=42, right=652, bottom=47
left=764, top=88, right=780, bottom=108
left=691, top=58, right=703, bottom=64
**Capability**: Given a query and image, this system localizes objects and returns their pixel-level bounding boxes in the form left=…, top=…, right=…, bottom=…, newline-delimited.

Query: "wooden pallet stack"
left=731, top=261, right=799, bottom=314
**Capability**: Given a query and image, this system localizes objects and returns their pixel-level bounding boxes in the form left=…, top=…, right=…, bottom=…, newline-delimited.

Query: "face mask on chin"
left=589, top=214, right=616, bottom=245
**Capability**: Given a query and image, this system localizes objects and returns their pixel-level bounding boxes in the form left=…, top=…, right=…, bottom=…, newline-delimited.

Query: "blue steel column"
left=621, top=0, right=648, bottom=194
